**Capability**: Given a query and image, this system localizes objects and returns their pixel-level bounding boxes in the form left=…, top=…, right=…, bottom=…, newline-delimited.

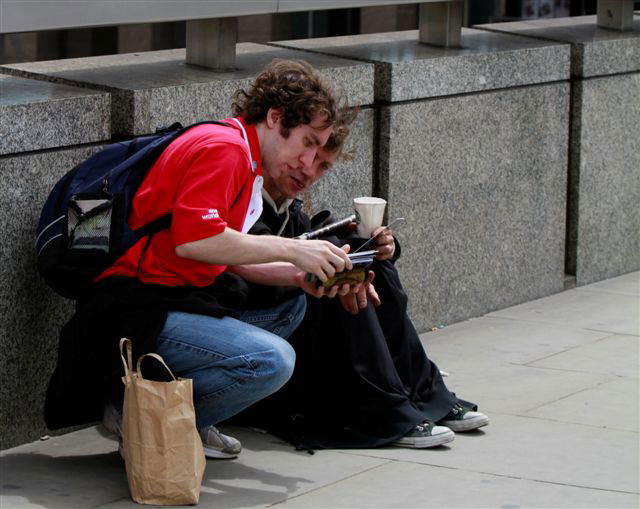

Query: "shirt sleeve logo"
left=202, top=208, right=220, bottom=220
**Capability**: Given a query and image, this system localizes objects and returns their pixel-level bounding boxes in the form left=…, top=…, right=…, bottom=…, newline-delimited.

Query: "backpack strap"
left=133, top=213, right=172, bottom=238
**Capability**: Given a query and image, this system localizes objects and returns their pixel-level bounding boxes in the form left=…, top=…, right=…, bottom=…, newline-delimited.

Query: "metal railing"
left=0, top=1, right=635, bottom=69
left=0, top=1, right=463, bottom=69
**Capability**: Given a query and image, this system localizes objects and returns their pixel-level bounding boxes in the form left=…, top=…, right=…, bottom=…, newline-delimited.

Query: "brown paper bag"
left=119, top=338, right=206, bottom=505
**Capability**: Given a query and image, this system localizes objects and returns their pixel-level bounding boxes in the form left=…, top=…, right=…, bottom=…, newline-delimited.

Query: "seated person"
left=230, top=118, right=489, bottom=449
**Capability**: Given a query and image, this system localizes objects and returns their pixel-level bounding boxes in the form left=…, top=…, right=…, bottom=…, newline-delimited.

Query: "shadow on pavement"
left=1, top=448, right=317, bottom=508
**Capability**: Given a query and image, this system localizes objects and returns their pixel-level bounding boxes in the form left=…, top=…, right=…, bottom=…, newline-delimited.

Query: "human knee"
left=253, top=340, right=296, bottom=393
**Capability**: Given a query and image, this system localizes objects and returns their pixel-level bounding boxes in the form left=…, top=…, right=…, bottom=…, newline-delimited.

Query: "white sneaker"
left=391, top=421, right=455, bottom=448
left=438, top=404, right=489, bottom=432
left=199, top=426, right=242, bottom=459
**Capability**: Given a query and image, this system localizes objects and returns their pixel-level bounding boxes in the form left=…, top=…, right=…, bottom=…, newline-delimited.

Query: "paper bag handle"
left=136, top=353, right=177, bottom=381
left=119, top=338, right=177, bottom=381
left=119, top=337, right=133, bottom=378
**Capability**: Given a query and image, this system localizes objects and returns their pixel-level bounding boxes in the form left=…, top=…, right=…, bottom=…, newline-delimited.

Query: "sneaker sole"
left=391, top=430, right=455, bottom=449
left=203, top=446, right=240, bottom=459
left=441, top=415, right=489, bottom=432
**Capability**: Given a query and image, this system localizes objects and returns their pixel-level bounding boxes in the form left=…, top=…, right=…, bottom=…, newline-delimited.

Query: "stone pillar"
left=475, top=15, right=640, bottom=286
left=597, top=0, right=635, bottom=31
left=272, top=29, right=571, bottom=331
left=186, top=17, right=238, bottom=71
left=419, top=1, right=464, bottom=47
left=0, top=74, right=110, bottom=449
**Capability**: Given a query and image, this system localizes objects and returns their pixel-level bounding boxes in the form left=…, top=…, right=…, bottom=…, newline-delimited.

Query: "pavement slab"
left=272, top=459, right=640, bottom=509
left=575, top=272, right=640, bottom=296
left=423, top=361, right=616, bottom=416
left=0, top=428, right=128, bottom=509
left=329, top=412, right=640, bottom=494
left=486, top=274, right=639, bottom=336
left=524, top=376, right=639, bottom=432
left=1, top=426, right=391, bottom=509
left=527, top=333, right=639, bottom=378
left=421, top=315, right=612, bottom=367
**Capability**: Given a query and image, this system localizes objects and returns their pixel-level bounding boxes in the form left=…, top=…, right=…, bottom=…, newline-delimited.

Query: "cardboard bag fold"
left=119, top=338, right=206, bottom=506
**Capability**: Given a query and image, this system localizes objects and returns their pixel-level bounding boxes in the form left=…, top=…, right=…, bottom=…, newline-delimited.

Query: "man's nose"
left=299, top=148, right=317, bottom=170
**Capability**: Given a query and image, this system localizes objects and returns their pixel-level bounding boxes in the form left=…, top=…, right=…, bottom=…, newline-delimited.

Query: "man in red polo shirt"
left=97, top=60, right=355, bottom=459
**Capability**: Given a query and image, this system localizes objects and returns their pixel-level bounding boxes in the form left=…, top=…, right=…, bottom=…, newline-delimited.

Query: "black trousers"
left=232, top=260, right=473, bottom=449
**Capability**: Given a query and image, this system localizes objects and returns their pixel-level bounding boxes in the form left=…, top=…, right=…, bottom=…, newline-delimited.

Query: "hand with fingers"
left=371, top=225, right=396, bottom=261
left=339, top=270, right=381, bottom=314
left=296, top=273, right=356, bottom=299
left=288, top=240, right=352, bottom=284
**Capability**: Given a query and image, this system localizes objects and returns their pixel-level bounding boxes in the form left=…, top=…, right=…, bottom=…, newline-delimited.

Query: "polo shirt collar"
left=234, top=116, right=263, bottom=176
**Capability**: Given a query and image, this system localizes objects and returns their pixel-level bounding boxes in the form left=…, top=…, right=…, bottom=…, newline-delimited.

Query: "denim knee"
left=254, top=340, right=296, bottom=396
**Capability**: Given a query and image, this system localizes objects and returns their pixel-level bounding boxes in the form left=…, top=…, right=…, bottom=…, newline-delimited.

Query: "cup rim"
left=353, top=197, right=387, bottom=205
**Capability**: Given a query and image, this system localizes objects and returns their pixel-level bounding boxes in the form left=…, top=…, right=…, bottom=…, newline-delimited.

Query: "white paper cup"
left=354, top=197, right=387, bottom=238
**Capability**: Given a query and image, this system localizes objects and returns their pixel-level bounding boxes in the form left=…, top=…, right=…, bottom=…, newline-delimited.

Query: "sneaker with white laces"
left=199, top=426, right=242, bottom=459
left=391, top=421, right=455, bottom=448
left=438, top=403, right=489, bottom=432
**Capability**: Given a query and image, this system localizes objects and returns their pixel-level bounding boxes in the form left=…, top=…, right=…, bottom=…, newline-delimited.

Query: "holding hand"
left=288, top=239, right=352, bottom=283
left=339, top=270, right=381, bottom=315
left=371, top=225, right=396, bottom=261
left=294, top=245, right=355, bottom=298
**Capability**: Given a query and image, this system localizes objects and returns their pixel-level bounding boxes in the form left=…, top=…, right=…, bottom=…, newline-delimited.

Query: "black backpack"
left=36, top=121, right=232, bottom=299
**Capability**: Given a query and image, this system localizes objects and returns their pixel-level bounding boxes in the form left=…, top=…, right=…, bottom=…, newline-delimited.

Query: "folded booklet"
left=305, top=250, right=377, bottom=288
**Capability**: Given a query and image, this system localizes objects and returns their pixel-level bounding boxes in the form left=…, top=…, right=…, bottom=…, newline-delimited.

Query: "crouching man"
left=44, top=59, right=357, bottom=459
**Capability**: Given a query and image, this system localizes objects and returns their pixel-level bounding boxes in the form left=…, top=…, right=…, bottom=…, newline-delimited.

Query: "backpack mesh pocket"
left=68, top=198, right=113, bottom=252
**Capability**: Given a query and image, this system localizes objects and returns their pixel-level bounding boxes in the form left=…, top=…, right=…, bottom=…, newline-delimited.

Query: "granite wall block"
left=475, top=16, right=640, bottom=77
left=0, top=145, right=104, bottom=449
left=568, top=73, right=640, bottom=285
left=474, top=16, right=640, bottom=285
left=0, top=74, right=110, bottom=155
left=273, top=29, right=570, bottom=101
left=2, top=44, right=374, bottom=136
left=383, top=83, right=569, bottom=331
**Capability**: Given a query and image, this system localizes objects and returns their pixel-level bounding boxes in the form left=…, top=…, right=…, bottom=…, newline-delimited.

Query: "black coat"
left=231, top=200, right=472, bottom=449
left=44, top=275, right=249, bottom=430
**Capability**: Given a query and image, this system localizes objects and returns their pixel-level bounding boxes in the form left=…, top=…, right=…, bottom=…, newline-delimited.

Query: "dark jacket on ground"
left=44, top=275, right=248, bottom=430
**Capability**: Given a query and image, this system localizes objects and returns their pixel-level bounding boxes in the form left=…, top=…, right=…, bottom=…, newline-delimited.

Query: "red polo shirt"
left=97, top=118, right=263, bottom=287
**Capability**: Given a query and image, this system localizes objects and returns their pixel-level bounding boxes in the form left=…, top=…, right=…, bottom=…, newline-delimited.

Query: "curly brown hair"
left=232, top=59, right=341, bottom=131
left=324, top=105, right=359, bottom=162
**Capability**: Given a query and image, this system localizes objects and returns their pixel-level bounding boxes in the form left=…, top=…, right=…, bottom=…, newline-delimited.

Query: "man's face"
left=261, top=110, right=334, bottom=204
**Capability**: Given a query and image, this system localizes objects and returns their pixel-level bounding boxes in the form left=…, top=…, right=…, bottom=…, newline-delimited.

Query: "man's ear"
left=266, top=108, right=283, bottom=129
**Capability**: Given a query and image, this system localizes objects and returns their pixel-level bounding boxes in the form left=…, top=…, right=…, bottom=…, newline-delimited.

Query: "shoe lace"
left=453, top=403, right=469, bottom=415
left=417, top=421, right=434, bottom=433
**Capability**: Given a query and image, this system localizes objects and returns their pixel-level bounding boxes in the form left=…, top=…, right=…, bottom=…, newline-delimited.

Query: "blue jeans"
left=155, top=295, right=305, bottom=430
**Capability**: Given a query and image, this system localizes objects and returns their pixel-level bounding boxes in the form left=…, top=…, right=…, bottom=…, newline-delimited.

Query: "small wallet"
left=305, top=250, right=377, bottom=289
